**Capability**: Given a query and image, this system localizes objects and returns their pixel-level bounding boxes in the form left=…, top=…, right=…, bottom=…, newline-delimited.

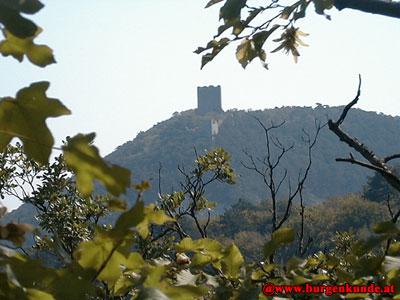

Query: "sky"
left=1, top=0, right=400, bottom=209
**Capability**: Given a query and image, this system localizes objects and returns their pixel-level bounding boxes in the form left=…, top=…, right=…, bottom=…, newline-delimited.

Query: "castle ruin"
left=197, top=85, right=223, bottom=114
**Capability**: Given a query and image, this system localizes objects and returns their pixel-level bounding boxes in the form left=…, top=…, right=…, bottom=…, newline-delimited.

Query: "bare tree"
left=242, top=117, right=322, bottom=259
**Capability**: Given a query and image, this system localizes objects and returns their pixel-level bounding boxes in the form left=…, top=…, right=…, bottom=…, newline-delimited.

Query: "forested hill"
left=105, top=105, right=400, bottom=211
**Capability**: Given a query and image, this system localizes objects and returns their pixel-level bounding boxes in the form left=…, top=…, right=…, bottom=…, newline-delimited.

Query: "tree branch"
left=334, top=0, right=400, bottom=19
left=336, top=74, right=361, bottom=125
left=384, top=154, right=400, bottom=163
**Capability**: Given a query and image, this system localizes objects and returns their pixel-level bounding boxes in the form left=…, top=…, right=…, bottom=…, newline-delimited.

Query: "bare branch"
left=336, top=157, right=385, bottom=172
left=384, top=154, right=400, bottom=163
left=386, top=195, right=394, bottom=219
left=336, top=74, right=361, bottom=125
left=329, top=76, right=400, bottom=238
left=329, top=76, right=400, bottom=194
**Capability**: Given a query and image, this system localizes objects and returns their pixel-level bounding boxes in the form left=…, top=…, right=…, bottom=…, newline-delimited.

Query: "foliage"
left=196, top=0, right=400, bottom=68
left=157, top=147, right=236, bottom=238
left=206, top=194, right=391, bottom=263
left=195, top=0, right=331, bottom=68
left=0, top=143, right=110, bottom=258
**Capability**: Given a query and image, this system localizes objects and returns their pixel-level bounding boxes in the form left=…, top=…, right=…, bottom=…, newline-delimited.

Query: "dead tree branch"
left=328, top=75, right=400, bottom=224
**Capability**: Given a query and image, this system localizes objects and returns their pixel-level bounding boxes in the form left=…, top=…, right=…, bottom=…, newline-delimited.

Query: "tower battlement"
left=197, top=85, right=223, bottom=114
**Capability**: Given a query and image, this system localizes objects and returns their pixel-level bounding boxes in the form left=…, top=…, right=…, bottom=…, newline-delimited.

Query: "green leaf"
left=351, top=235, right=390, bottom=256
left=287, top=257, right=306, bottom=272
left=107, top=198, right=127, bottom=211
left=221, top=244, right=244, bottom=278
left=74, top=227, right=133, bottom=284
left=388, top=242, right=400, bottom=256
left=133, top=180, right=151, bottom=191
left=0, top=28, right=55, bottom=67
left=136, top=204, right=174, bottom=238
left=220, top=0, right=247, bottom=23
left=263, top=228, right=295, bottom=258
left=0, top=0, right=44, bottom=14
left=114, top=202, right=172, bottom=238
left=313, top=0, right=334, bottom=16
left=124, top=252, right=146, bottom=270
left=373, top=221, right=400, bottom=234
left=252, top=25, right=279, bottom=51
left=0, top=6, right=38, bottom=38
left=312, top=274, right=330, bottom=281
left=250, top=265, right=276, bottom=280
left=336, top=269, right=354, bottom=283
left=0, top=81, right=71, bottom=165
left=25, top=289, right=55, bottom=300
left=293, top=275, right=311, bottom=285
left=143, top=265, right=167, bottom=287
left=281, top=2, right=302, bottom=20
left=114, top=201, right=146, bottom=235
left=62, top=133, right=131, bottom=197
left=386, top=269, right=399, bottom=285
left=294, top=1, right=310, bottom=20
left=191, top=253, right=213, bottom=267
left=244, top=8, right=261, bottom=26
left=205, top=0, right=224, bottom=8
left=195, top=38, right=230, bottom=69
left=273, top=227, right=295, bottom=246
left=176, top=238, right=224, bottom=259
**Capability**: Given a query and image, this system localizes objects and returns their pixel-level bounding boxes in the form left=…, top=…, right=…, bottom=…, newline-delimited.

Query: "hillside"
left=104, top=105, right=400, bottom=211
left=5, top=105, right=400, bottom=223
left=4, top=104, right=400, bottom=245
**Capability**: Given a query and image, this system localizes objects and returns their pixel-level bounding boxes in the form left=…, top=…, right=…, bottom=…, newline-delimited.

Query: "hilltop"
left=104, top=105, right=400, bottom=211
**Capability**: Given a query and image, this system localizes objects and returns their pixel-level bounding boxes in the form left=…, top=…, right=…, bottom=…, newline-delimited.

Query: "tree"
left=0, top=142, right=109, bottom=260
left=157, top=147, right=236, bottom=240
left=241, top=117, right=322, bottom=259
left=195, top=0, right=400, bottom=69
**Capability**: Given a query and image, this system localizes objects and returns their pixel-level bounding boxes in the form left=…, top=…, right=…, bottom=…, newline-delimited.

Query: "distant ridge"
left=104, top=106, right=400, bottom=211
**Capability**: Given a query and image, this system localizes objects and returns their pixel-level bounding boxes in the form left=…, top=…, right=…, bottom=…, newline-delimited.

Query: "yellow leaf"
left=63, top=133, right=131, bottom=197
left=0, top=28, right=55, bottom=67
left=0, top=82, right=71, bottom=165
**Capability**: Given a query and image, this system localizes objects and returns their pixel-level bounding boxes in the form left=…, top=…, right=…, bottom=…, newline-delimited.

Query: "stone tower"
left=197, top=85, right=223, bottom=114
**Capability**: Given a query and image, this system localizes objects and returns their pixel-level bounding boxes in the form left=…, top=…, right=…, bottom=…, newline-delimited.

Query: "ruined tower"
left=197, top=85, right=223, bottom=114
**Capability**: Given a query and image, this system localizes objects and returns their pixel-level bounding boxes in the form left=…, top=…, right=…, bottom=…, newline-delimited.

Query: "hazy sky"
left=1, top=1, right=400, bottom=209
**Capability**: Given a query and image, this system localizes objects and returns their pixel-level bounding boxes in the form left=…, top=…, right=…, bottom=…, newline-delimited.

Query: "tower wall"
left=197, top=86, right=222, bottom=114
